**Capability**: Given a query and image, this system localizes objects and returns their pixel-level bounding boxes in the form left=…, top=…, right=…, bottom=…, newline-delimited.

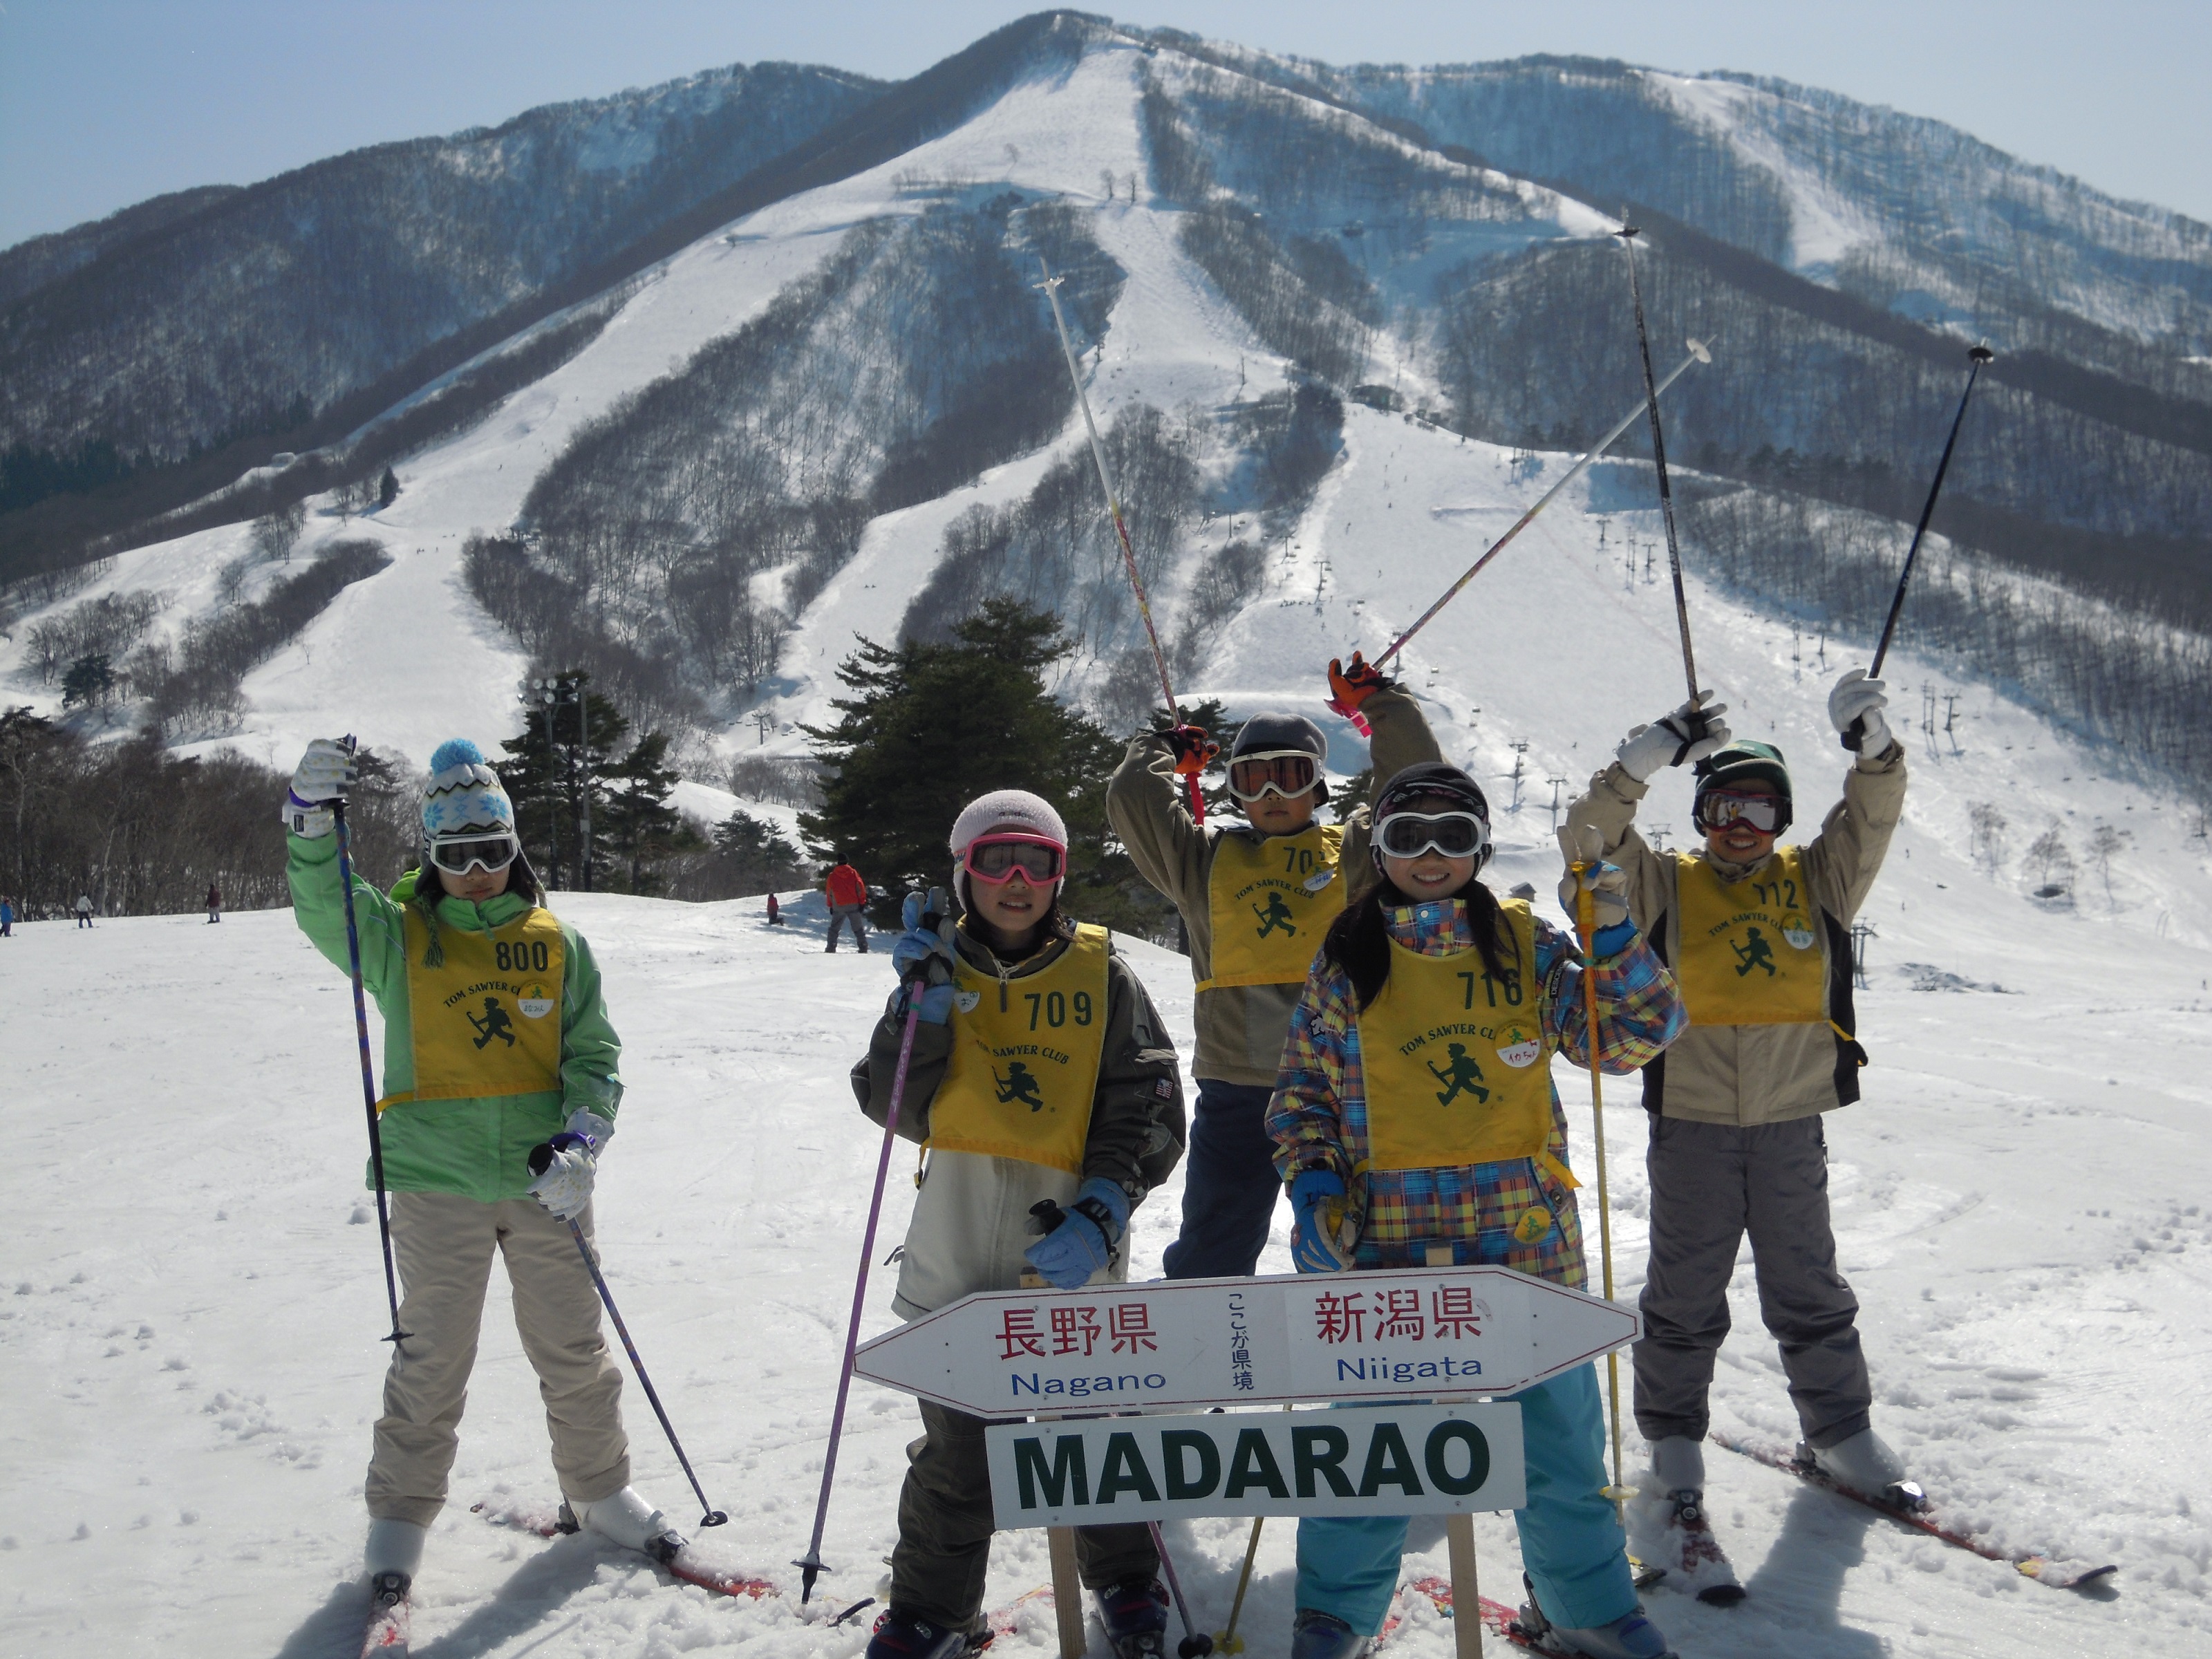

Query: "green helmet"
left=1693, top=740, right=1794, bottom=834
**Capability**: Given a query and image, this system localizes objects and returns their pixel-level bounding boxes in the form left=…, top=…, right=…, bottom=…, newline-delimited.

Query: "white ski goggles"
left=428, top=831, right=521, bottom=876
left=1375, top=809, right=1491, bottom=862
left=1226, top=749, right=1320, bottom=802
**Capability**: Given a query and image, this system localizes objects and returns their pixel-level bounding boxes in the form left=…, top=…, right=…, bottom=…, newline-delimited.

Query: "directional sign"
left=852, top=1266, right=1638, bottom=1417
left=986, top=1403, right=1527, bottom=1526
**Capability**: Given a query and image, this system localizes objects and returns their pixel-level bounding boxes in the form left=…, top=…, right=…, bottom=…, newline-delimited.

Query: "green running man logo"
left=1253, top=890, right=1297, bottom=939
left=467, top=996, right=516, bottom=1049
left=1426, top=1042, right=1490, bottom=1107
left=1732, top=926, right=1778, bottom=978
left=994, top=1061, right=1047, bottom=1112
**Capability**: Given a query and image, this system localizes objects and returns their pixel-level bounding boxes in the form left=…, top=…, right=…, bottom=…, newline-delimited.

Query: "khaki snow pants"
left=366, top=1192, right=630, bottom=1525
left=892, top=1400, right=1158, bottom=1629
left=1632, top=1115, right=1873, bottom=1452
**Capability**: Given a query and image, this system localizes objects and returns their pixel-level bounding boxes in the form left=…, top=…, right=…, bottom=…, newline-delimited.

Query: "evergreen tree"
left=496, top=672, right=628, bottom=890
left=597, top=729, right=702, bottom=893
left=710, top=809, right=810, bottom=894
left=377, top=467, right=400, bottom=509
left=60, top=653, right=116, bottom=713
left=801, top=599, right=1174, bottom=940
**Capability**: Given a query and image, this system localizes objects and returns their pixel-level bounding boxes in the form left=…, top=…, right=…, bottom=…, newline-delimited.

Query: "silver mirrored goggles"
left=1374, top=809, right=1490, bottom=861
left=1694, top=791, right=1784, bottom=834
left=428, top=832, right=521, bottom=875
left=1226, top=749, right=1320, bottom=802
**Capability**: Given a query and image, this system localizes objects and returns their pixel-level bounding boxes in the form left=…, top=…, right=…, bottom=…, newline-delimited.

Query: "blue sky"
left=3, top=1, right=2209, bottom=250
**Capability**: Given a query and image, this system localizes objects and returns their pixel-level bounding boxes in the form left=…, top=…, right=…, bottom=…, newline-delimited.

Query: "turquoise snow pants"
left=1293, top=1363, right=1635, bottom=1635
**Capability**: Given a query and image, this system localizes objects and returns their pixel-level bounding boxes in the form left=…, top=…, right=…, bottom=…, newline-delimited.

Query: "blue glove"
left=1023, top=1177, right=1129, bottom=1290
left=890, top=888, right=957, bottom=1024
left=1290, top=1168, right=1353, bottom=1274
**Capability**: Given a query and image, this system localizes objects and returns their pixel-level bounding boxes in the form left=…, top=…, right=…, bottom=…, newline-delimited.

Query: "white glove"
left=1828, top=668, right=1891, bottom=756
left=529, top=1144, right=596, bottom=1222
left=1556, top=825, right=1631, bottom=932
left=1615, top=691, right=1731, bottom=782
left=280, top=737, right=357, bottom=838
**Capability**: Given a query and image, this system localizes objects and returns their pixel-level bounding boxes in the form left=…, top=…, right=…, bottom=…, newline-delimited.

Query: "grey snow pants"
left=1632, top=1114, right=1872, bottom=1451
left=892, top=1399, right=1158, bottom=1630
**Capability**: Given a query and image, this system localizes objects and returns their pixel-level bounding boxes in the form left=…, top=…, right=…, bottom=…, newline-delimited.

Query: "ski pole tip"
left=1969, top=343, right=1995, bottom=363
left=1179, top=1637, right=1216, bottom=1658
left=701, top=1508, right=729, bottom=1528
left=1687, top=337, right=1712, bottom=364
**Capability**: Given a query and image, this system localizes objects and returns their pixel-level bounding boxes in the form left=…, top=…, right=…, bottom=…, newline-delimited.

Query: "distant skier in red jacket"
left=824, top=858, right=870, bottom=954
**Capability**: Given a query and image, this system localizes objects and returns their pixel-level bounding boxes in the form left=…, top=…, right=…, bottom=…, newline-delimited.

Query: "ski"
left=975, top=1585, right=1054, bottom=1649
left=471, top=1498, right=779, bottom=1600
left=1712, top=1435, right=2118, bottom=1590
left=1371, top=1575, right=1553, bottom=1656
left=359, top=1573, right=410, bottom=1656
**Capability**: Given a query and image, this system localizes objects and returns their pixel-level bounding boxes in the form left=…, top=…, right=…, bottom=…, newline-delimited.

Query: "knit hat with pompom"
left=421, top=738, right=515, bottom=840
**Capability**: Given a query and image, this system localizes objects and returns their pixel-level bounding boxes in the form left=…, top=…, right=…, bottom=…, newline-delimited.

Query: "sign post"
left=851, top=1269, right=1640, bottom=1659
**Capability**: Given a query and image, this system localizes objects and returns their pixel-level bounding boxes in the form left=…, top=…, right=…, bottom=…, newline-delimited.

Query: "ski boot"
left=1515, top=1575, right=1676, bottom=1659
left=1624, top=1437, right=1744, bottom=1605
left=1802, top=1427, right=1926, bottom=1512
left=1289, top=1609, right=1367, bottom=1659
left=364, top=1517, right=425, bottom=1590
left=559, top=1487, right=687, bottom=1564
left=865, top=1608, right=971, bottom=1659
left=1094, top=1578, right=1171, bottom=1659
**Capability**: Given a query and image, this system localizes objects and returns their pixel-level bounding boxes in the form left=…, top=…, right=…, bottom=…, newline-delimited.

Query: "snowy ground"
left=3, top=856, right=2209, bottom=1658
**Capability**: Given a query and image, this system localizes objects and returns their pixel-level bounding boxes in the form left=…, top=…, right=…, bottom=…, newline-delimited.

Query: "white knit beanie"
left=949, top=789, right=1068, bottom=909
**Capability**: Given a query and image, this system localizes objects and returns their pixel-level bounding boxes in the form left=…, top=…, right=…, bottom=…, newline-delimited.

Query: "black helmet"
left=1228, top=711, right=1330, bottom=803
left=1371, top=761, right=1493, bottom=870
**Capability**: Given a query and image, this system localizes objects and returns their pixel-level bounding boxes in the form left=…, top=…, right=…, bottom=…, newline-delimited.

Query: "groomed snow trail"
left=3, top=872, right=2208, bottom=1656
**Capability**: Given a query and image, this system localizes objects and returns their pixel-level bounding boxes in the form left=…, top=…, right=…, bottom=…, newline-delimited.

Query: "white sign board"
left=854, top=1267, right=1636, bottom=1417
left=985, top=1404, right=1527, bottom=1526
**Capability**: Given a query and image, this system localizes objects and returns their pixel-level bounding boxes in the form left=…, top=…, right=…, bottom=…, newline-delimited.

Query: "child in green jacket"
left=283, top=737, right=676, bottom=1605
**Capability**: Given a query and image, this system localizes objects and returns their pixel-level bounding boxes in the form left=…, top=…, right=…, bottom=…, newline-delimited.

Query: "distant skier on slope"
left=848, top=790, right=1186, bottom=1659
left=281, top=736, right=683, bottom=1611
left=1563, top=671, right=1909, bottom=1604
left=1105, top=655, right=1438, bottom=1281
left=206, top=881, right=221, bottom=924
left=1269, top=762, right=1687, bottom=1659
left=824, top=854, right=870, bottom=953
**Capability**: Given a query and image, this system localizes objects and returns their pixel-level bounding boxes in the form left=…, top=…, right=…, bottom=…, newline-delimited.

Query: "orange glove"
left=1327, top=653, right=1392, bottom=721
left=1164, top=724, right=1218, bottom=777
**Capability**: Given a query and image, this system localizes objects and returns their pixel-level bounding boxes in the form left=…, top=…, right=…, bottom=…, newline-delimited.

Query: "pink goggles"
left=961, top=832, right=1067, bottom=885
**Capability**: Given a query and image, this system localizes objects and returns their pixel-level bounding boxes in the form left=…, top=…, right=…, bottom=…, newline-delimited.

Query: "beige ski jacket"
left=1105, top=688, right=1440, bottom=1087
left=1563, top=741, right=1907, bottom=1126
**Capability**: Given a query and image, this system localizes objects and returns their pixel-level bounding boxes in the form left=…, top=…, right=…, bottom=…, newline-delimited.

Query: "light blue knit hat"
left=420, top=738, right=515, bottom=839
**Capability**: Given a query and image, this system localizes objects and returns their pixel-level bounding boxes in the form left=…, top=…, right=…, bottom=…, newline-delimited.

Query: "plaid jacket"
left=1266, top=897, right=1685, bottom=1286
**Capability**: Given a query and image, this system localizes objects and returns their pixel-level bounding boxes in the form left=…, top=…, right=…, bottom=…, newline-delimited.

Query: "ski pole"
left=1573, top=870, right=1628, bottom=1512
left=794, top=888, right=948, bottom=1603
left=1146, top=1520, right=1215, bottom=1658
left=1035, top=256, right=1206, bottom=824
left=1845, top=342, right=1996, bottom=749
left=330, top=778, right=411, bottom=1354
left=1618, top=225, right=1703, bottom=717
left=1213, top=1516, right=1265, bottom=1653
left=1374, top=338, right=1712, bottom=669
left=527, top=1153, right=731, bottom=1536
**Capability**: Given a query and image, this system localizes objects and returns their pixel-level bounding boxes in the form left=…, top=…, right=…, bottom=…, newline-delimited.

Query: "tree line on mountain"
left=478, top=198, right=1121, bottom=731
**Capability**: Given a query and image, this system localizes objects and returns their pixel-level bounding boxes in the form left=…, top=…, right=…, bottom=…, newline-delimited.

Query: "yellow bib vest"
left=931, top=924, right=1111, bottom=1174
left=1357, top=900, right=1562, bottom=1176
left=1197, top=824, right=1347, bottom=991
left=388, top=906, right=565, bottom=1107
left=1674, top=847, right=1828, bottom=1027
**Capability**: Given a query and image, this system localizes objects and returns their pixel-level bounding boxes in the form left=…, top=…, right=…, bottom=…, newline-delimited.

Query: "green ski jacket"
left=288, top=834, right=624, bottom=1201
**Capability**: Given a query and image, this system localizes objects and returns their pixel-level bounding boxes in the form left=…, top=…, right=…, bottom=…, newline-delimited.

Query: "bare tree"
left=2025, top=824, right=2074, bottom=897
left=1968, top=802, right=2008, bottom=877
left=2088, top=823, right=2126, bottom=906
